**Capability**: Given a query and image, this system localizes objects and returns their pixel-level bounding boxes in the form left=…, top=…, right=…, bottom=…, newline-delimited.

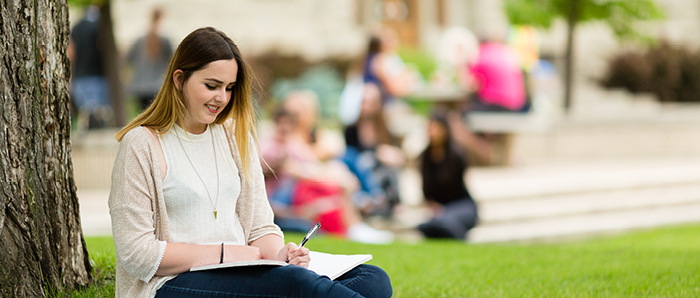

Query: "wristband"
left=220, top=243, right=224, bottom=264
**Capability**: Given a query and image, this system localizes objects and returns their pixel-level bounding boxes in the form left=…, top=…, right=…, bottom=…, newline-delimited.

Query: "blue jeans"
left=155, top=264, right=392, bottom=298
left=71, top=76, right=110, bottom=111
left=418, top=198, right=478, bottom=240
left=341, top=147, right=400, bottom=217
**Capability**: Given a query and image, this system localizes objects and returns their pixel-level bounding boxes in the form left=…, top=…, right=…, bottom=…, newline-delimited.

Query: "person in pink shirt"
left=468, top=39, right=526, bottom=111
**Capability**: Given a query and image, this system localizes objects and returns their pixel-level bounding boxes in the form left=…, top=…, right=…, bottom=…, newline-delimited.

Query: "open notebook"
left=190, top=251, right=372, bottom=280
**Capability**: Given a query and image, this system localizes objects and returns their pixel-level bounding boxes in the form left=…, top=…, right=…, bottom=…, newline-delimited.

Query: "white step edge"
left=477, top=183, right=700, bottom=223
left=468, top=161, right=700, bottom=201
left=468, top=203, right=700, bottom=243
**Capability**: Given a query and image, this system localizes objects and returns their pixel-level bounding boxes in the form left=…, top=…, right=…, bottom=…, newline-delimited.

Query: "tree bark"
left=563, top=0, right=580, bottom=112
left=0, top=0, right=92, bottom=297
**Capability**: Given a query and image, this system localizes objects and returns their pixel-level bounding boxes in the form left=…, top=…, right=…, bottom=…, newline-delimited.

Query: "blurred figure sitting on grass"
left=418, top=108, right=478, bottom=240
left=260, top=91, right=395, bottom=244
left=260, top=108, right=312, bottom=233
left=342, top=82, right=404, bottom=218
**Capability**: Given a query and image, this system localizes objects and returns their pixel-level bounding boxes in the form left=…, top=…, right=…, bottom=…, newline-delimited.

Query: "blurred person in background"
left=433, top=26, right=479, bottom=94
left=284, top=90, right=343, bottom=162
left=447, top=29, right=528, bottom=165
left=260, top=91, right=395, bottom=244
left=464, top=31, right=526, bottom=112
left=418, top=108, right=478, bottom=240
left=342, top=82, right=404, bottom=218
left=260, top=108, right=314, bottom=233
left=125, top=7, right=173, bottom=111
left=68, top=4, right=112, bottom=130
left=363, top=28, right=414, bottom=105
left=362, top=27, right=420, bottom=144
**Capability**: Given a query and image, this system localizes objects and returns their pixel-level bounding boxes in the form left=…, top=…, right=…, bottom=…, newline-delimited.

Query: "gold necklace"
left=174, top=125, right=220, bottom=219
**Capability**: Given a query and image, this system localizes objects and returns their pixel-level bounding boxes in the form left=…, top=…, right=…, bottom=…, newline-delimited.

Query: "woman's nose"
left=216, top=88, right=227, bottom=102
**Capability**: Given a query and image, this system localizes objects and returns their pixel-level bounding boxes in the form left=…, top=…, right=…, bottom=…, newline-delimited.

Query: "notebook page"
left=307, top=251, right=373, bottom=280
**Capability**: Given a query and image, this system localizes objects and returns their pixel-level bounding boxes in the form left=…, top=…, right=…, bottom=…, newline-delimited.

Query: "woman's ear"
left=173, top=69, right=184, bottom=91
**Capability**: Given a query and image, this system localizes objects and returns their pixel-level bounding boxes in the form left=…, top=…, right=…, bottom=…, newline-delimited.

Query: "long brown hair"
left=116, top=27, right=258, bottom=178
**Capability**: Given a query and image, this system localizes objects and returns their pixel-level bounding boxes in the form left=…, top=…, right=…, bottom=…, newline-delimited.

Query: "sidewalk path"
left=78, top=189, right=112, bottom=236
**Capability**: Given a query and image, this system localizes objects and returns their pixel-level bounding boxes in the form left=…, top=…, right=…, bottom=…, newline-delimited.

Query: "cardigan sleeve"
left=109, top=129, right=167, bottom=282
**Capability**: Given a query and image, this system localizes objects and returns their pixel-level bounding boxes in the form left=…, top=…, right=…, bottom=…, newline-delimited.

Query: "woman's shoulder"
left=119, top=127, right=159, bottom=153
left=121, top=126, right=151, bottom=142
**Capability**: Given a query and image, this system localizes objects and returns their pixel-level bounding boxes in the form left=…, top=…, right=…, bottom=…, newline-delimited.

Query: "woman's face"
left=427, top=120, right=447, bottom=146
left=380, top=29, right=399, bottom=52
left=175, top=59, right=238, bottom=134
left=284, top=94, right=317, bottom=133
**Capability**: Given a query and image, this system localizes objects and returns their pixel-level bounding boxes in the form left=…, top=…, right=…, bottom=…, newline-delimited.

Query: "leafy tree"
left=504, top=0, right=665, bottom=111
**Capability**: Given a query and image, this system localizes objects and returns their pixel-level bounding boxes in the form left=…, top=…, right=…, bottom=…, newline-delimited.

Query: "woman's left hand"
left=277, top=242, right=310, bottom=268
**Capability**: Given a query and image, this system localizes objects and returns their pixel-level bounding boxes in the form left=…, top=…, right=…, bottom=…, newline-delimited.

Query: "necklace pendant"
left=214, top=209, right=218, bottom=219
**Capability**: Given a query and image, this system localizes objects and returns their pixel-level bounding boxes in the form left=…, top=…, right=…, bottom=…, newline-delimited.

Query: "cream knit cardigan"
left=109, top=126, right=283, bottom=297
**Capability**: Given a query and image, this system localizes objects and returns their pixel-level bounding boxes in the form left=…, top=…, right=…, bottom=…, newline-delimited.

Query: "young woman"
left=418, top=109, right=479, bottom=240
left=363, top=28, right=414, bottom=105
left=109, top=27, right=392, bottom=298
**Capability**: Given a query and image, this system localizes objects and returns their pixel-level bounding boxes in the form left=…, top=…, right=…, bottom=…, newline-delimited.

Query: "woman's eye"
left=225, top=87, right=234, bottom=92
left=205, top=84, right=216, bottom=90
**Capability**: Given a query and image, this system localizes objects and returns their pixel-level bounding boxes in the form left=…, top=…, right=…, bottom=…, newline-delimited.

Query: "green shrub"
left=600, top=50, right=652, bottom=94
left=601, top=42, right=700, bottom=103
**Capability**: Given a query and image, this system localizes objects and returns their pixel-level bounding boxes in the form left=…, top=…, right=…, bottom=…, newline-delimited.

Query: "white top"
left=159, top=124, right=245, bottom=245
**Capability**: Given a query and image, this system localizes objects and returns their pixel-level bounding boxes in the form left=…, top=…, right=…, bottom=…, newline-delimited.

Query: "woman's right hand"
left=223, top=245, right=263, bottom=263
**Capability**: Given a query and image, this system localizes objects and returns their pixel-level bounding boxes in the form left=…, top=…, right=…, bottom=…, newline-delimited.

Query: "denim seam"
left=340, top=265, right=366, bottom=289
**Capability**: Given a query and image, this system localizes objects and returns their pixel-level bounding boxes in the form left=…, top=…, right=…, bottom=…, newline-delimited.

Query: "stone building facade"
left=105, top=0, right=699, bottom=90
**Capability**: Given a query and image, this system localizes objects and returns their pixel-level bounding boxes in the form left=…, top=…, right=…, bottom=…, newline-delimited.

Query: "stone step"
left=468, top=202, right=700, bottom=243
left=511, top=115, right=700, bottom=162
left=478, top=183, right=700, bottom=224
left=399, top=159, right=700, bottom=242
left=467, top=158, right=700, bottom=201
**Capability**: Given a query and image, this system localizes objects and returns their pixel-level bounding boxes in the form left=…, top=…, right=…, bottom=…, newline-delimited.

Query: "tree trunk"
left=99, top=2, right=127, bottom=127
left=0, top=0, right=92, bottom=297
left=563, top=0, right=580, bottom=112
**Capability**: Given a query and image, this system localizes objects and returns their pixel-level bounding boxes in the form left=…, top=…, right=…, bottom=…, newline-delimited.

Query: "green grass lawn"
left=67, top=224, right=700, bottom=297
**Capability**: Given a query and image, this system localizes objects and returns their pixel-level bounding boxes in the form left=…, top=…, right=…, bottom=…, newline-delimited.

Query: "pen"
left=286, top=222, right=321, bottom=263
